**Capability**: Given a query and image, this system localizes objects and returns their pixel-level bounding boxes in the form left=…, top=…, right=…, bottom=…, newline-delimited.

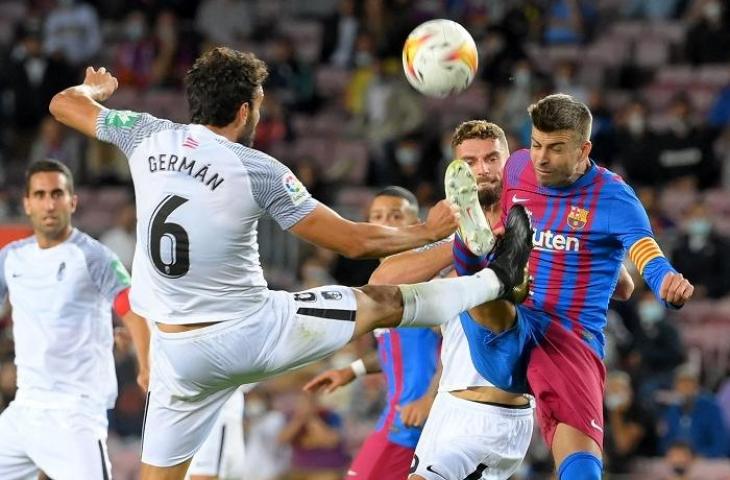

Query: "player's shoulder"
left=505, top=148, right=531, bottom=172
left=0, top=235, right=36, bottom=259
left=67, top=229, right=116, bottom=264
left=593, top=164, right=638, bottom=198
left=214, top=138, right=283, bottom=170
left=504, top=149, right=532, bottom=186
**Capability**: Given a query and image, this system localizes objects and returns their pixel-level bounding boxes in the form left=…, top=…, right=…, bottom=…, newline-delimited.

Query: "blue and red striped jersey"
left=502, top=149, right=677, bottom=358
left=373, top=327, right=440, bottom=448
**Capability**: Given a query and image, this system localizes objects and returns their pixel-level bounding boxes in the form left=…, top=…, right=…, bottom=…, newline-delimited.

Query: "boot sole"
left=445, top=159, right=495, bottom=256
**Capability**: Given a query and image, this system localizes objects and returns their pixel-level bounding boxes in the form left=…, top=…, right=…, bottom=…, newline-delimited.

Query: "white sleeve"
left=224, top=144, right=318, bottom=230
left=74, top=236, right=131, bottom=303
left=95, top=108, right=176, bottom=158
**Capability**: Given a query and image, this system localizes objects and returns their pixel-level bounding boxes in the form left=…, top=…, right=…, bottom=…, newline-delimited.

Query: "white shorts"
left=142, top=286, right=356, bottom=467
left=187, top=390, right=245, bottom=479
left=0, top=403, right=111, bottom=480
left=412, top=392, right=534, bottom=480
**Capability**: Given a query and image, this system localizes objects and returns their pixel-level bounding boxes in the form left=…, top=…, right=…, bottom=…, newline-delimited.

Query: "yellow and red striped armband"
left=629, top=237, right=665, bottom=275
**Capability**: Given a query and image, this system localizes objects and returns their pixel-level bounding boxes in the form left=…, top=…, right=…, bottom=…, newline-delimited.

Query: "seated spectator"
left=661, top=441, right=698, bottom=480
left=243, top=388, right=291, bottom=480
left=658, top=364, right=729, bottom=458
left=653, top=95, right=718, bottom=189
left=100, top=200, right=136, bottom=271
left=613, top=100, right=660, bottom=187
left=320, top=0, right=359, bottom=68
left=267, top=36, right=319, bottom=113
left=671, top=200, right=730, bottom=299
left=604, top=370, right=658, bottom=474
left=543, top=0, right=585, bottom=45
left=194, top=0, right=253, bottom=49
left=278, top=393, right=349, bottom=480
left=684, top=0, right=730, bottom=65
left=624, top=291, right=685, bottom=404
left=28, top=116, right=84, bottom=179
left=43, top=0, right=101, bottom=65
left=112, top=11, right=156, bottom=89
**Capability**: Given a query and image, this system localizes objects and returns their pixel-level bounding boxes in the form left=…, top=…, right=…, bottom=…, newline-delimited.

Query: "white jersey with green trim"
left=95, top=109, right=317, bottom=325
left=0, top=229, right=130, bottom=412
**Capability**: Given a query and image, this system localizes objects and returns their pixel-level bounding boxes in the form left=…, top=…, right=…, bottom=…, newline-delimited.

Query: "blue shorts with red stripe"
left=462, top=306, right=606, bottom=450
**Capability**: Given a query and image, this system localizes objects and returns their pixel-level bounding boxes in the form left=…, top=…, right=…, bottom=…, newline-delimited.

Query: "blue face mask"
left=639, top=301, right=663, bottom=325
left=687, top=218, right=711, bottom=237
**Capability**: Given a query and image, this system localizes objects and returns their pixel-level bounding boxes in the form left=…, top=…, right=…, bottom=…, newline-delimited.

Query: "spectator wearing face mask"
left=685, top=0, right=730, bottom=65
left=604, top=370, right=658, bottom=474
left=658, top=364, right=729, bottom=457
left=614, top=100, right=660, bottom=187
left=626, top=291, right=686, bottom=406
left=671, top=200, right=730, bottom=299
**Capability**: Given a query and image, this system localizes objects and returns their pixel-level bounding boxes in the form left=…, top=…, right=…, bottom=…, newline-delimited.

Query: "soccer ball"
left=402, top=19, right=478, bottom=98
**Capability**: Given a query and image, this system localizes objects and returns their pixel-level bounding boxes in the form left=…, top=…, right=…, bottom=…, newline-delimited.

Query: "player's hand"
left=659, top=272, right=694, bottom=306
left=137, top=368, right=150, bottom=392
left=303, top=368, right=355, bottom=394
left=425, top=199, right=459, bottom=241
left=397, top=395, right=434, bottom=428
left=83, top=66, right=119, bottom=102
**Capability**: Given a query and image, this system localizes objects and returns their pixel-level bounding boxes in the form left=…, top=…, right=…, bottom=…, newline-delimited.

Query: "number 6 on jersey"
left=149, top=194, right=190, bottom=278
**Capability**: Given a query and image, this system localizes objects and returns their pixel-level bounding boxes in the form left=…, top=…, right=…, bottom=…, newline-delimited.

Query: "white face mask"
left=704, top=1, right=722, bottom=22
left=245, top=399, right=266, bottom=417
left=627, top=112, right=646, bottom=135
left=639, top=300, right=663, bottom=327
left=606, top=392, right=629, bottom=410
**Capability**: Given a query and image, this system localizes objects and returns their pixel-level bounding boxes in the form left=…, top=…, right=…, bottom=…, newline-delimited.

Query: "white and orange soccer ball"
left=402, top=19, right=479, bottom=98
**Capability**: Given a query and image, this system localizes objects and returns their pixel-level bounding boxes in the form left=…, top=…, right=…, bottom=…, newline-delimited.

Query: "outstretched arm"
left=290, top=202, right=458, bottom=259
left=303, top=350, right=381, bottom=394
left=49, top=67, right=118, bottom=138
left=613, top=187, right=693, bottom=307
left=369, top=240, right=453, bottom=285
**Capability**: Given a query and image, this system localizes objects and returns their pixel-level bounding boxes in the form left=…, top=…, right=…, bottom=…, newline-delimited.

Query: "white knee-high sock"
left=398, top=269, right=503, bottom=327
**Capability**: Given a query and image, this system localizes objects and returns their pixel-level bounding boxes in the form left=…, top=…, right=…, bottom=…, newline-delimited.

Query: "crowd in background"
left=1, top=0, right=730, bottom=478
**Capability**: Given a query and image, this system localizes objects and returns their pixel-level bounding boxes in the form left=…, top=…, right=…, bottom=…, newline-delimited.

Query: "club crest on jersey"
left=567, top=206, right=589, bottom=230
left=282, top=174, right=308, bottom=206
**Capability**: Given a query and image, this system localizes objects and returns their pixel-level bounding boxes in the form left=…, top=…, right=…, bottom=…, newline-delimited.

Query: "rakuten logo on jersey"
left=533, top=229, right=580, bottom=252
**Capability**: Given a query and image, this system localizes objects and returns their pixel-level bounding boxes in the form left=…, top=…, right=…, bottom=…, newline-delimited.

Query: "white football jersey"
left=0, top=229, right=130, bottom=412
left=96, top=109, right=317, bottom=324
left=438, top=313, right=495, bottom=392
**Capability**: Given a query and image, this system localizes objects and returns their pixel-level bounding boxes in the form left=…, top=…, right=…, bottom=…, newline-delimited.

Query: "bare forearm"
left=370, top=242, right=453, bottom=284
left=362, top=350, right=382, bottom=374
left=424, top=361, right=442, bottom=399
left=278, top=417, right=306, bottom=444
left=120, top=311, right=151, bottom=375
left=49, top=85, right=105, bottom=138
left=347, top=222, right=443, bottom=259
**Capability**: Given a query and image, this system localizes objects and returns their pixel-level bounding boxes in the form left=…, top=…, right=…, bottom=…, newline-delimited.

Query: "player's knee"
left=557, top=451, right=602, bottom=480
left=357, top=284, right=403, bottom=329
left=408, top=475, right=427, bottom=480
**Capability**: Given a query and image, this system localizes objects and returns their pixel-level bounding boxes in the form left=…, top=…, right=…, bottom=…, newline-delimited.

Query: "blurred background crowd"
left=1, top=0, right=730, bottom=478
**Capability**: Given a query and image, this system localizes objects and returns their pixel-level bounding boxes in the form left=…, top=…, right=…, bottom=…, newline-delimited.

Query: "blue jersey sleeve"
left=609, top=183, right=678, bottom=307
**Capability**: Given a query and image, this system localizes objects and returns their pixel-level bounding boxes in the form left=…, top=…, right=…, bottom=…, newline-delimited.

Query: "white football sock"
left=398, top=269, right=503, bottom=327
